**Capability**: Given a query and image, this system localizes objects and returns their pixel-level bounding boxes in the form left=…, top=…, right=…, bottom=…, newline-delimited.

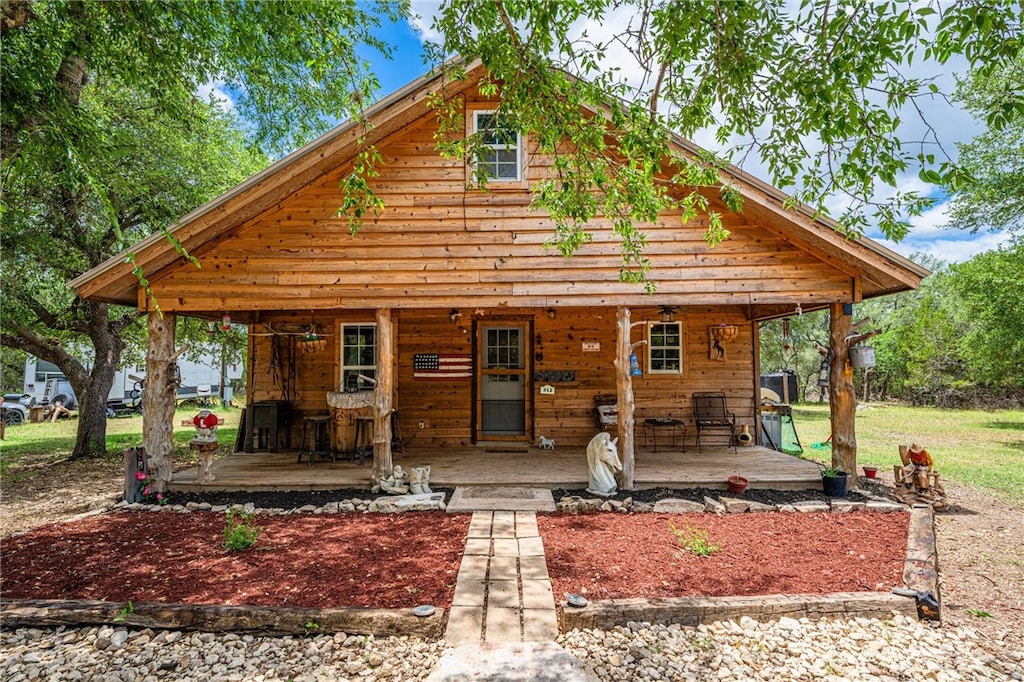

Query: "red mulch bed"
left=1, top=510, right=908, bottom=611
left=539, top=511, right=909, bottom=601
left=1, top=511, right=470, bottom=609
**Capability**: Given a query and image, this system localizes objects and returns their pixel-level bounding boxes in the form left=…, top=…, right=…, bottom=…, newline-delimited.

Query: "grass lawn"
left=793, top=403, right=1024, bottom=504
left=0, top=406, right=241, bottom=479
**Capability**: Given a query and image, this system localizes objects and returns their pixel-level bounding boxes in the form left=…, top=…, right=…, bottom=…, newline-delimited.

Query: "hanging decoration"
left=629, top=352, right=642, bottom=376
left=298, top=326, right=326, bottom=354
left=709, top=324, right=738, bottom=361
left=221, top=313, right=232, bottom=331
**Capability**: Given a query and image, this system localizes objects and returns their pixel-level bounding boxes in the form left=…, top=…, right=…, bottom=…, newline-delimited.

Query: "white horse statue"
left=586, top=431, right=622, bottom=497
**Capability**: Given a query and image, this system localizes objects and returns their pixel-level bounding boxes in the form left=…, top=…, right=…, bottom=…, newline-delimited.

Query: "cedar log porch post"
left=616, top=306, right=636, bottom=490
left=372, top=308, right=394, bottom=486
left=828, top=303, right=857, bottom=475
left=143, top=312, right=176, bottom=493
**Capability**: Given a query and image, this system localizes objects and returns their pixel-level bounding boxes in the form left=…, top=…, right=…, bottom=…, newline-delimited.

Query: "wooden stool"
left=297, top=415, right=333, bottom=466
left=353, top=417, right=374, bottom=466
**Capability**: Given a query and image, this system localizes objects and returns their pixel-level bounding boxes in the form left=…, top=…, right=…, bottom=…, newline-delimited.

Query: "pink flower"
left=156, top=493, right=164, bottom=501
left=143, top=486, right=152, bottom=496
left=135, top=471, right=146, bottom=481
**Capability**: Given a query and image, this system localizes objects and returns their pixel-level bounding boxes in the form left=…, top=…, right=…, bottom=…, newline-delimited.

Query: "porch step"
left=446, top=487, right=556, bottom=513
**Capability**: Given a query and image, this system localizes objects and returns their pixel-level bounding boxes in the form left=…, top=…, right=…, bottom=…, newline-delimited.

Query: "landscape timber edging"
left=558, top=503, right=937, bottom=632
left=0, top=599, right=445, bottom=638
left=558, top=592, right=918, bottom=631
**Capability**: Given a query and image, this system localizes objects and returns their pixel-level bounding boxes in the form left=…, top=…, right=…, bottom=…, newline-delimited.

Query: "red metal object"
left=193, top=410, right=219, bottom=429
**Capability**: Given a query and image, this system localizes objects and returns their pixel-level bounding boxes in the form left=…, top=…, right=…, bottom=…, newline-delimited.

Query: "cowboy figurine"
left=905, top=443, right=934, bottom=490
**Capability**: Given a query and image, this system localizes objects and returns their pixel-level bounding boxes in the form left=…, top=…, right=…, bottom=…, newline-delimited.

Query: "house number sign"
left=582, top=342, right=600, bottom=352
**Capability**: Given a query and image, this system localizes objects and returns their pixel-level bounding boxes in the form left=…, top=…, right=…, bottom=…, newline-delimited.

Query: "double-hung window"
left=648, top=322, right=682, bottom=373
left=340, top=324, right=376, bottom=391
left=474, top=111, right=521, bottom=181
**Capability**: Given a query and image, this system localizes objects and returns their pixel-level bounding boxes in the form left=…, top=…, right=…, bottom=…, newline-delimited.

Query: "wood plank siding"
left=249, top=306, right=757, bottom=450
left=143, top=90, right=858, bottom=314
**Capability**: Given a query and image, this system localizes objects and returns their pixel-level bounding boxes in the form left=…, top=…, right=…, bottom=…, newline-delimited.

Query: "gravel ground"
left=3, top=614, right=1021, bottom=681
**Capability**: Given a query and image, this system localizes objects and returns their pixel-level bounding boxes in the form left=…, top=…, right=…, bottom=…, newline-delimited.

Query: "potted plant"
left=821, top=467, right=849, bottom=497
left=299, top=329, right=326, bottom=354
left=726, top=475, right=748, bottom=495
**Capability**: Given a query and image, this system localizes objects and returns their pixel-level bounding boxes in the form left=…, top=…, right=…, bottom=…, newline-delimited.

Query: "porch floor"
left=169, top=444, right=824, bottom=494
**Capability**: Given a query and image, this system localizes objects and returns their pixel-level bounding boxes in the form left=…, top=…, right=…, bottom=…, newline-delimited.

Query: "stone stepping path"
left=445, top=511, right=559, bottom=645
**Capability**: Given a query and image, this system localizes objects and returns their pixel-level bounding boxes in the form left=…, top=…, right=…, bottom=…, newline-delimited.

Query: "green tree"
left=1, top=0, right=405, bottom=458
left=947, top=54, right=1024, bottom=234
left=423, top=0, right=1021, bottom=283
left=947, top=238, right=1024, bottom=387
left=1, top=82, right=266, bottom=457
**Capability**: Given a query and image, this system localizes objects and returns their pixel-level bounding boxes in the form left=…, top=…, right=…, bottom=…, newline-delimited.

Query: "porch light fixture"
left=221, top=313, right=232, bottom=331
left=659, top=305, right=676, bottom=323
left=546, top=307, right=556, bottom=319
left=449, top=308, right=461, bottom=323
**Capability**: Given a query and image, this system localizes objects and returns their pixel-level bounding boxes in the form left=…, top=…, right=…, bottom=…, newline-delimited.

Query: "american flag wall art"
left=413, top=354, right=473, bottom=380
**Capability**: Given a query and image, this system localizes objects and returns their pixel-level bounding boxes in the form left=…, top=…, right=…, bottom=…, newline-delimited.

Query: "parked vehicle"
left=2, top=394, right=31, bottom=426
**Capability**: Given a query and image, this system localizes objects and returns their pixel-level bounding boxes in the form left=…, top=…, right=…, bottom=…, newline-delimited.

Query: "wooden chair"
left=593, top=394, right=618, bottom=431
left=692, top=391, right=736, bottom=453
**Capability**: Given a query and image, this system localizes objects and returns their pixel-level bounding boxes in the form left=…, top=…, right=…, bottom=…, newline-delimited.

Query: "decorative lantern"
left=629, top=352, right=642, bottom=376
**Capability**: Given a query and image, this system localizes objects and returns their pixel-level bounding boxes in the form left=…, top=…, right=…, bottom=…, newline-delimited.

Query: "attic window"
left=474, top=111, right=521, bottom=181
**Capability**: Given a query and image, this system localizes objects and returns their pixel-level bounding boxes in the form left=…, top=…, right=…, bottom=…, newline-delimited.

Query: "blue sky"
left=208, top=3, right=1010, bottom=267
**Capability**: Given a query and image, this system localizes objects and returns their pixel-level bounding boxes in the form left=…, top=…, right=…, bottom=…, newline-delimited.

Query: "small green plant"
left=965, top=609, right=993, bottom=618
left=669, top=521, right=720, bottom=557
left=304, top=620, right=320, bottom=636
left=223, top=507, right=262, bottom=552
left=821, top=467, right=845, bottom=478
left=113, top=600, right=134, bottom=623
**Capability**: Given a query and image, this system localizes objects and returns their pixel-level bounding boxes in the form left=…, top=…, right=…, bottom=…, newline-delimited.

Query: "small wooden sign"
left=582, top=342, right=600, bottom=352
left=540, top=385, right=555, bottom=395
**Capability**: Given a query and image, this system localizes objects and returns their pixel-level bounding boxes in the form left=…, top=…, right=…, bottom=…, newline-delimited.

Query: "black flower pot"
left=821, top=470, right=849, bottom=497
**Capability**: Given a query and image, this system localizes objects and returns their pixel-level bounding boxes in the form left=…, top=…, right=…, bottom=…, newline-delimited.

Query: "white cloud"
left=407, top=1, right=443, bottom=44
left=879, top=229, right=1011, bottom=264
left=196, top=81, right=236, bottom=114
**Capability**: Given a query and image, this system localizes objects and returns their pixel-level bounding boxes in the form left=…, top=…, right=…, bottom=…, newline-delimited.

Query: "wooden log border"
left=0, top=599, right=444, bottom=638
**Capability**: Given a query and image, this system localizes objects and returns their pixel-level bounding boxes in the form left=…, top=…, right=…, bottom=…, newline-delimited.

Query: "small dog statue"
left=538, top=436, right=555, bottom=450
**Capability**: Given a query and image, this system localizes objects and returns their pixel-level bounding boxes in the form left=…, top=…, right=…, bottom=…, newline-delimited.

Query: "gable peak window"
left=474, top=111, right=521, bottom=182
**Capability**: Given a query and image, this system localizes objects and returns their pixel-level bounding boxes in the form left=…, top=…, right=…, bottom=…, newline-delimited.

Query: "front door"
left=477, top=324, right=529, bottom=440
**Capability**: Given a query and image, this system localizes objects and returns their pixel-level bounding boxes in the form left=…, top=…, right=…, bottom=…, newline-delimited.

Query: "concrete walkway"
left=445, top=511, right=559, bottom=645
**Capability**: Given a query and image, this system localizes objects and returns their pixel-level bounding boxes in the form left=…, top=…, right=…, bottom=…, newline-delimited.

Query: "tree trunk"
left=372, top=308, right=394, bottom=487
left=143, top=312, right=177, bottom=493
left=828, top=303, right=857, bottom=475
left=71, top=301, right=126, bottom=458
left=615, top=306, right=636, bottom=490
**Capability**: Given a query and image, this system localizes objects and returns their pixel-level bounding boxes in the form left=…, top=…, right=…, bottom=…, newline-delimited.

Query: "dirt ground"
left=1, top=454, right=1021, bottom=663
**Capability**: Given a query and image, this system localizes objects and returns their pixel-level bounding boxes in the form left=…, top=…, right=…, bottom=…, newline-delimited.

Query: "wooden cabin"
left=71, top=62, right=926, bottom=490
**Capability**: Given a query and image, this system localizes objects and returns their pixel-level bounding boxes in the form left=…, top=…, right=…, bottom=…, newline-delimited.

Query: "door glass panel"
left=481, top=326, right=526, bottom=435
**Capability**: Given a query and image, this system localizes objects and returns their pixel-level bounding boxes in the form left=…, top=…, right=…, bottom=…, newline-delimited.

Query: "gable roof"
left=70, top=61, right=927, bottom=312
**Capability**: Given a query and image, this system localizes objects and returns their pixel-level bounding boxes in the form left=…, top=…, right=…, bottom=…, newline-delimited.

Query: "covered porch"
left=168, top=444, right=824, bottom=494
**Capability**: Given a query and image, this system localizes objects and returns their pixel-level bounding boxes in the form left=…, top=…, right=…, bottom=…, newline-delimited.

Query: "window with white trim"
left=474, top=111, right=521, bottom=181
left=648, top=322, right=682, bottom=373
left=340, top=324, right=376, bottom=391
